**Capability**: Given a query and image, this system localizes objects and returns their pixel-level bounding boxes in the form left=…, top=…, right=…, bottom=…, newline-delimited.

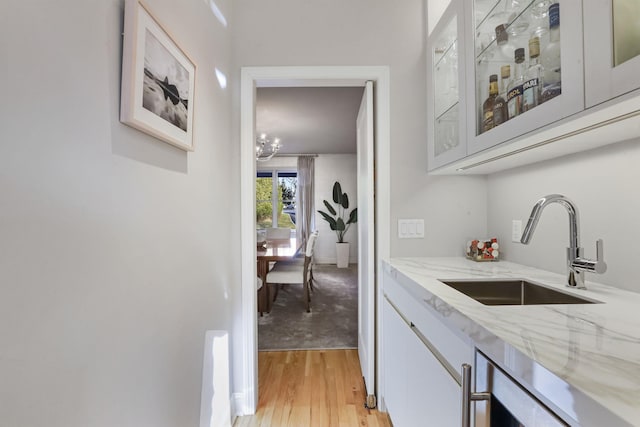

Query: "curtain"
left=296, top=156, right=315, bottom=249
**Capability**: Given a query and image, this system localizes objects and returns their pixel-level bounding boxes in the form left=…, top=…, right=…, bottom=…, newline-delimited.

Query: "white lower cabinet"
left=382, top=298, right=411, bottom=427
left=382, top=270, right=474, bottom=426
left=405, top=317, right=462, bottom=426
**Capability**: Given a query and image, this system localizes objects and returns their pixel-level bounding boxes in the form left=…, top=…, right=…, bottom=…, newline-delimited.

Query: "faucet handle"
left=595, top=239, right=607, bottom=274
left=572, top=239, right=607, bottom=274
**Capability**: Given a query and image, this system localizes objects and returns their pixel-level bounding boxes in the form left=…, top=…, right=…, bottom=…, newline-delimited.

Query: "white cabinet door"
left=465, top=0, right=585, bottom=155
left=406, top=326, right=462, bottom=427
left=427, top=0, right=467, bottom=170
left=382, top=298, right=410, bottom=427
left=383, top=295, right=466, bottom=427
left=584, top=0, right=640, bottom=107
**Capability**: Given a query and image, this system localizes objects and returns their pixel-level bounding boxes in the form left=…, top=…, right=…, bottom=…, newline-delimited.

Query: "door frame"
left=238, top=66, right=390, bottom=415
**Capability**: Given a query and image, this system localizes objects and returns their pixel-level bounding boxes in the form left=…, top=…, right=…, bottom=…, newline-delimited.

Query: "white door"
left=357, top=81, right=376, bottom=404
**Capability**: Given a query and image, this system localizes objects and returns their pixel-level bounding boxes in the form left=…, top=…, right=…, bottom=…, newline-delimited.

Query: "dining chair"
left=274, top=230, right=319, bottom=291
left=266, top=231, right=318, bottom=312
left=265, top=227, right=292, bottom=239
left=257, top=277, right=264, bottom=316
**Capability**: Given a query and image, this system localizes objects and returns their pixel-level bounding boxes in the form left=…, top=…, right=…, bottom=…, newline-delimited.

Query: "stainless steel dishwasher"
left=462, top=351, right=568, bottom=427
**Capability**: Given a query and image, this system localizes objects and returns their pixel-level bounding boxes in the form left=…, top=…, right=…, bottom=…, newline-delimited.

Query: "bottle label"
left=541, top=83, right=562, bottom=103
left=522, top=78, right=539, bottom=111
left=549, top=3, right=560, bottom=28
left=483, top=110, right=494, bottom=131
left=507, top=86, right=523, bottom=119
left=493, top=100, right=506, bottom=125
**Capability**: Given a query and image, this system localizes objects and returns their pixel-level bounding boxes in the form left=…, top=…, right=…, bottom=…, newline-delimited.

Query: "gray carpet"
left=258, top=264, right=358, bottom=351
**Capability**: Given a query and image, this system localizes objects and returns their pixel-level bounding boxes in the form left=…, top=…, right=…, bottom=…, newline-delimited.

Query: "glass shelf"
left=434, top=104, right=460, bottom=157
left=433, top=13, right=459, bottom=120
left=474, top=0, right=551, bottom=59
left=434, top=42, right=459, bottom=118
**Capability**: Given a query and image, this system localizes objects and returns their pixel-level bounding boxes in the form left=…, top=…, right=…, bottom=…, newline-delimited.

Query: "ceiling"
left=256, top=87, right=365, bottom=155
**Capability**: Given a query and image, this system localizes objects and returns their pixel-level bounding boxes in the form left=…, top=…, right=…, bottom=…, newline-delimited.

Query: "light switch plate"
left=399, top=219, right=425, bottom=239
left=512, top=220, right=523, bottom=242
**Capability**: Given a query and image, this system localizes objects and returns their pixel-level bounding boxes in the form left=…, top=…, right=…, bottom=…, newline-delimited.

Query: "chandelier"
left=255, top=133, right=281, bottom=162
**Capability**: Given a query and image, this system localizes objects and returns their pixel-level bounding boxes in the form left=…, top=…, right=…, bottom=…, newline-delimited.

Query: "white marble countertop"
left=383, top=257, right=640, bottom=427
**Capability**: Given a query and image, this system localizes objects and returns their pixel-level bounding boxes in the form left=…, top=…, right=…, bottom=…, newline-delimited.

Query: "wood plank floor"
left=234, top=349, right=391, bottom=427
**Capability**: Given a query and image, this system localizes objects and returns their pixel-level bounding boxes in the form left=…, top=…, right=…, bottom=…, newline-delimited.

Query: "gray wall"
left=231, top=0, right=488, bottom=259
left=487, top=139, right=640, bottom=292
left=0, top=1, right=237, bottom=426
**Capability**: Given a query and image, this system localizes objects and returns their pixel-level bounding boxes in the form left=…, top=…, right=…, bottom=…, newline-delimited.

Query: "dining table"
left=256, top=237, right=301, bottom=313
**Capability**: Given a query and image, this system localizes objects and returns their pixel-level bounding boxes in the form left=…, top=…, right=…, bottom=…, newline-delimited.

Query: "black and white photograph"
left=142, top=29, right=189, bottom=132
left=120, top=0, right=196, bottom=151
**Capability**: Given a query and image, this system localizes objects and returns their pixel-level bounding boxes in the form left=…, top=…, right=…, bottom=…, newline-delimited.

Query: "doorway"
left=238, top=66, right=390, bottom=415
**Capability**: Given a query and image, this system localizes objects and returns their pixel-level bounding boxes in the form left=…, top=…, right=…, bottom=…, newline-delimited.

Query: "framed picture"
left=120, top=0, right=196, bottom=151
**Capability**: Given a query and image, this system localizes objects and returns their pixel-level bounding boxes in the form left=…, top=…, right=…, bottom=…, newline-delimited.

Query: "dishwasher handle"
left=461, top=364, right=491, bottom=427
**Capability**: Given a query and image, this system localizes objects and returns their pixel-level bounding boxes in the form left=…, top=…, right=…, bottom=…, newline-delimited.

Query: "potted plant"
left=317, top=181, right=358, bottom=268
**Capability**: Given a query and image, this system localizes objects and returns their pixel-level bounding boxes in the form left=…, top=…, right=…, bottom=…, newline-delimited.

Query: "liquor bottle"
left=493, top=65, right=510, bottom=126
left=482, top=74, right=499, bottom=133
left=495, top=24, right=515, bottom=64
left=540, top=3, right=561, bottom=103
left=485, top=0, right=528, bottom=39
left=499, top=65, right=511, bottom=99
left=505, top=0, right=528, bottom=38
left=530, top=0, right=553, bottom=46
left=507, top=48, right=525, bottom=119
left=523, top=37, right=543, bottom=112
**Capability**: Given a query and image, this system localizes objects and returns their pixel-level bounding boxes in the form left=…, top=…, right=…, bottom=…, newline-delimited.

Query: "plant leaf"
left=336, top=217, right=346, bottom=231
left=332, top=181, right=342, bottom=205
left=341, top=194, right=349, bottom=209
left=322, top=200, right=336, bottom=216
left=347, top=208, right=358, bottom=224
left=318, top=210, right=337, bottom=229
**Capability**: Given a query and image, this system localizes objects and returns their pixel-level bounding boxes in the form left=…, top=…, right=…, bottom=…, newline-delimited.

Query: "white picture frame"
left=120, top=0, right=196, bottom=151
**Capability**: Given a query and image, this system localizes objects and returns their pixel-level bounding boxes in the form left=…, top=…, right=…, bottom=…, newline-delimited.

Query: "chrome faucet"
left=520, top=194, right=606, bottom=289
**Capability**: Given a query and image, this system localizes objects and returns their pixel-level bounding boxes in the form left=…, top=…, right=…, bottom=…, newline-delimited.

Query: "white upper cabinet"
left=426, top=0, right=640, bottom=174
left=427, top=0, right=467, bottom=171
left=465, top=0, right=584, bottom=155
left=584, top=0, right=640, bottom=107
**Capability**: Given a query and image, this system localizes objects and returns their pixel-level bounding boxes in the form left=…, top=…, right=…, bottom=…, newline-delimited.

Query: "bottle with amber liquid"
left=493, top=65, right=510, bottom=127
left=482, top=74, right=499, bottom=133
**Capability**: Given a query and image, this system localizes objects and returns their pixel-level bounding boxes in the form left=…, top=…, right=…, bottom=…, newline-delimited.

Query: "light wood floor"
left=234, top=349, right=391, bottom=427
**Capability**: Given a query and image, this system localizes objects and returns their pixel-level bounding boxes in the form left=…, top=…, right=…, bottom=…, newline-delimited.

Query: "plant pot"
left=336, top=242, right=350, bottom=268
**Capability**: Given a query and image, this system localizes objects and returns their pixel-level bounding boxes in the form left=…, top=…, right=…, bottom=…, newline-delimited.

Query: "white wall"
left=231, top=0, right=488, bottom=261
left=314, top=155, right=359, bottom=264
left=256, top=157, right=297, bottom=170
left=0, top=1, right=237, bottom=426
left=487, top=139, right=640, bottom=292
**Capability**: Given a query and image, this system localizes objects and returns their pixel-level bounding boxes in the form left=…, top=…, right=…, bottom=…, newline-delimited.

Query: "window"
left=256, top=170, right=297, bottom=230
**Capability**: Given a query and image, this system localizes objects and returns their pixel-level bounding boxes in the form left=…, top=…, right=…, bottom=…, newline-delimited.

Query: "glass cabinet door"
left=584, top=0, right=640, bottom=107
left=427, top=1, right=466, bottom=170
left=466, top=0, right=584, bottom=155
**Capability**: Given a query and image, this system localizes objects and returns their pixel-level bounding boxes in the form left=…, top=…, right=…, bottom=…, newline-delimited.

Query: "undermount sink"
left=439, top=279, right=599, bottom=306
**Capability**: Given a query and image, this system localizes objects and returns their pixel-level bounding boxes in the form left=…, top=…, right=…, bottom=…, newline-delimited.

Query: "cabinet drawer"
left=383, top=270, right=473, bottom=377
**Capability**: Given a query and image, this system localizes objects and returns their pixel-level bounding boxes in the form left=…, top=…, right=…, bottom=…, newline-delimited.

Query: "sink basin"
left=439, top=279, right=598, bottom=306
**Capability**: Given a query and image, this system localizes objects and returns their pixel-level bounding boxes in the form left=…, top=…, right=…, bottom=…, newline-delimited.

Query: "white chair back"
left=305, top=231, right=318, bottom=257
left=266, top=227, right=291, bottom=239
